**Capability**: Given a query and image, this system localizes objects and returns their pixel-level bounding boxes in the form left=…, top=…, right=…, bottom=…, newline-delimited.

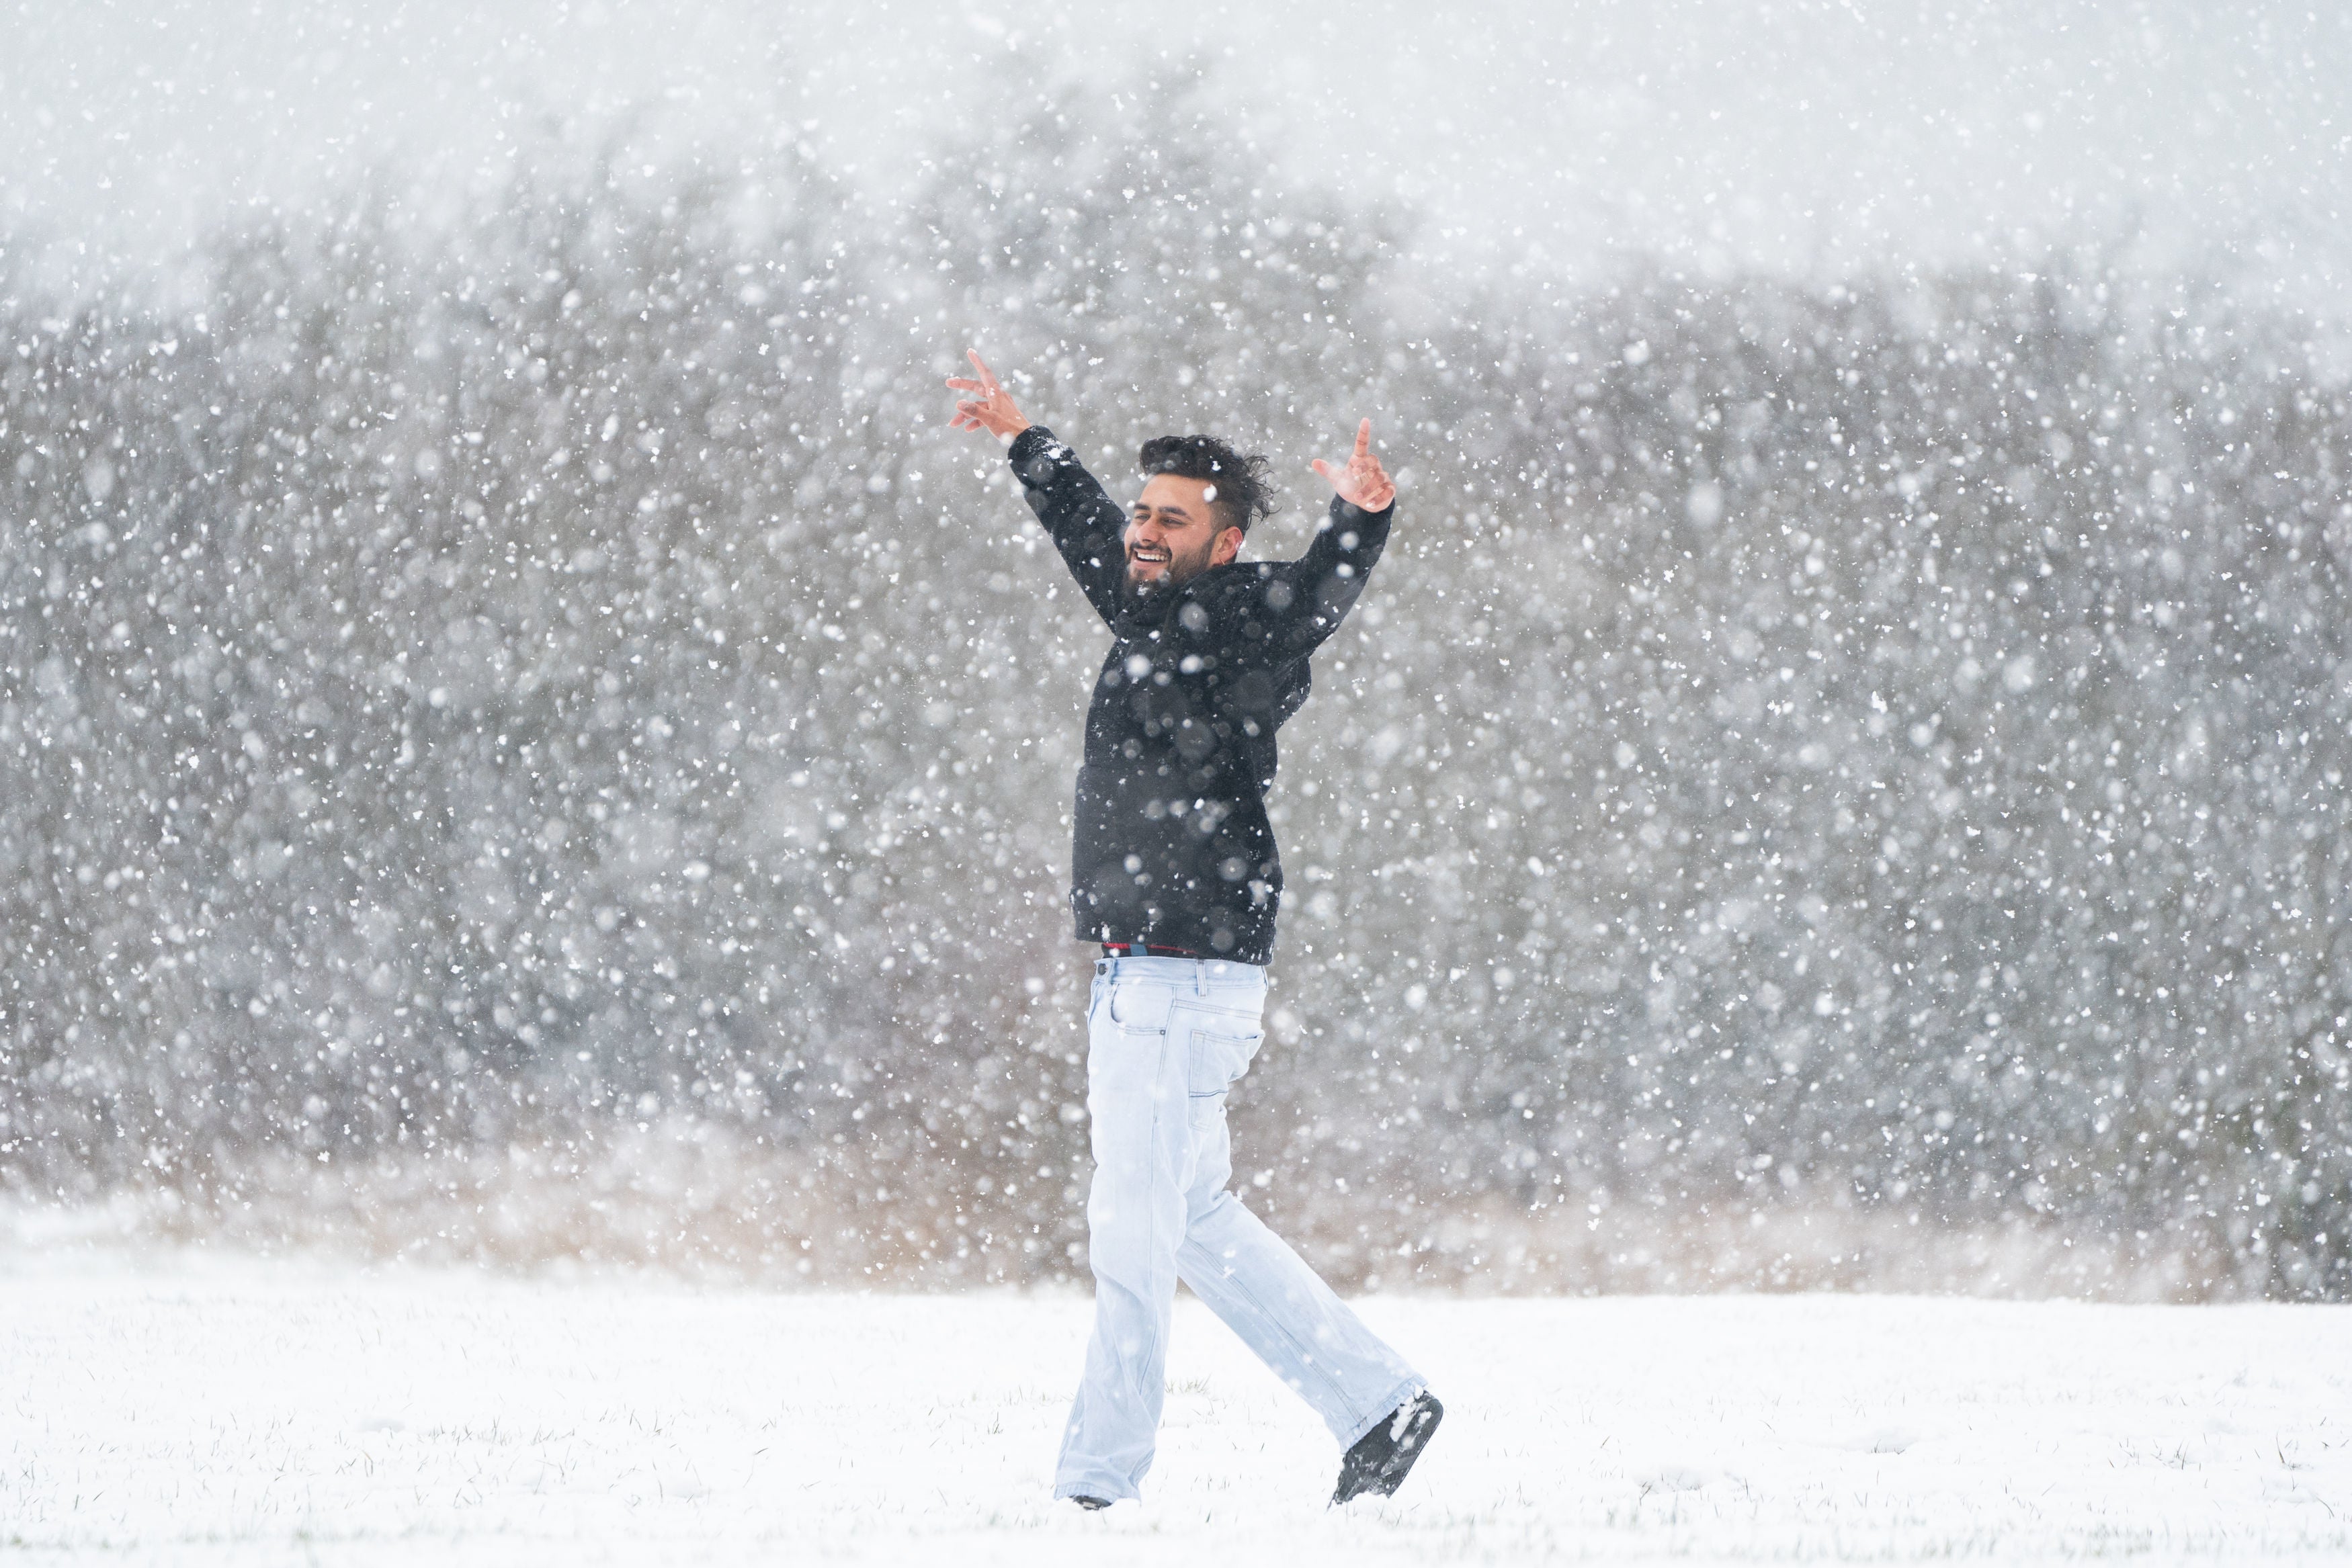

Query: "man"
left=946, top=351, right=1442, bottom=1510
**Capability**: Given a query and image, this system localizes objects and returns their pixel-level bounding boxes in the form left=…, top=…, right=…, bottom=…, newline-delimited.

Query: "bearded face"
left=1124, top=473, right=1240, bottom=600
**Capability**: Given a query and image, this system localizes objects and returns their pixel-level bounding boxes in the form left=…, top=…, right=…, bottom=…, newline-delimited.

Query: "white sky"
left=4, top=0, right=2348, bottom=304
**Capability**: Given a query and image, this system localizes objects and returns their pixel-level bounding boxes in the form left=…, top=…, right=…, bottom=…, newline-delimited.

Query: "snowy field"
left=3, top=1260, right=2347, bottom=1565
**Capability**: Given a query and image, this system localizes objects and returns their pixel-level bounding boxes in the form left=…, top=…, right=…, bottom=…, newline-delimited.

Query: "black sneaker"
left=1070, top=1495, right=1113, bottom=1511
left=1331, top=1390, right=1443, bottom=1504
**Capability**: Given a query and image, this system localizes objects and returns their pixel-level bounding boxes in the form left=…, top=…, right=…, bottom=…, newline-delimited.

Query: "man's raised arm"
left=1198, top=419, right=1398, bottom=668
left=947, top=349, right=1127, bottom=629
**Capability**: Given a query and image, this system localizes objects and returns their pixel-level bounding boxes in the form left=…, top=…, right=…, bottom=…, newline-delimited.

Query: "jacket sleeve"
left=1007, top=425, right=1127, bottom=630
left=1196, top=493, right=1394, bottom=668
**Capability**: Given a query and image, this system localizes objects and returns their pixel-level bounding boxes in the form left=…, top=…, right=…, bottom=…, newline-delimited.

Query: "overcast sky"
left=5, top=0, right=2348, bottom=305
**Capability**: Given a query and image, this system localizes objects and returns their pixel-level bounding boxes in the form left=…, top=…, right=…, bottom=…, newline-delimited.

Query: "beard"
left=1122, top=535, right=1218, bottom=606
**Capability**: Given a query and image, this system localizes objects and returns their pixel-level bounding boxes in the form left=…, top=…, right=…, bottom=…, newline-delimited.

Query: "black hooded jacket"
left=1008, top=425, right=1394, bottom=964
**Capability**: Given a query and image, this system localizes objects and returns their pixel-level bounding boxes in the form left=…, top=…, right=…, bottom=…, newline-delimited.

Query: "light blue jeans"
left=1053, top=955, right=1423, bottom=1503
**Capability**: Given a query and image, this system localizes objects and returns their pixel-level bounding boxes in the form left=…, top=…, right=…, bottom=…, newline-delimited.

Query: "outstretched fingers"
left=948, top=349, right=1019, bottom=435
left=1308, top=419, right=1396, bottom=509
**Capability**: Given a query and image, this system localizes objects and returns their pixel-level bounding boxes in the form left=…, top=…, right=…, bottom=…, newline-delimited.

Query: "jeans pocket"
left=1186, top=1024, right=1265, bottom=1098
left=1105, top=980, right=1173, bottom=1031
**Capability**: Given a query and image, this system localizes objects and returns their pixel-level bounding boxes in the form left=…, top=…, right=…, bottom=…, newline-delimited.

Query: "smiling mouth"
left=1130, top=545, right=1170, bottom=570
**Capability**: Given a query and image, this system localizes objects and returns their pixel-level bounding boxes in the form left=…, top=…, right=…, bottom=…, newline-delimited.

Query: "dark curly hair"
left=1137, top=434, right=1279, bottom=537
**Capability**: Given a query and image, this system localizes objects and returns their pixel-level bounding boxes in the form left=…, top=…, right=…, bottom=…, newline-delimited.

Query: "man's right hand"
left=945, top=350, right=1032, bottom=441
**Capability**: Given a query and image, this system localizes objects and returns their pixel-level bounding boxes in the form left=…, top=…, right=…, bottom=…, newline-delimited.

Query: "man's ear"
left=1212, top=526, right=1244, bottom=567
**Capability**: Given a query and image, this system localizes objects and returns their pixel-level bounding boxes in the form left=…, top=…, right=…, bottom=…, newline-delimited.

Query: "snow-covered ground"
left=3, top=1258, right=2346, bottom=1565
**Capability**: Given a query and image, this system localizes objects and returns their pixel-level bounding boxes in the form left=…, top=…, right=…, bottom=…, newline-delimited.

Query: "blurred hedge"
left=4, top=67, right=2349, bottom=1298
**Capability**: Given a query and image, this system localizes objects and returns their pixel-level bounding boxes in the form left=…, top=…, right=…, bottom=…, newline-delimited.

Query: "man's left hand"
left=1311, top=419, right=1396, bottom=513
